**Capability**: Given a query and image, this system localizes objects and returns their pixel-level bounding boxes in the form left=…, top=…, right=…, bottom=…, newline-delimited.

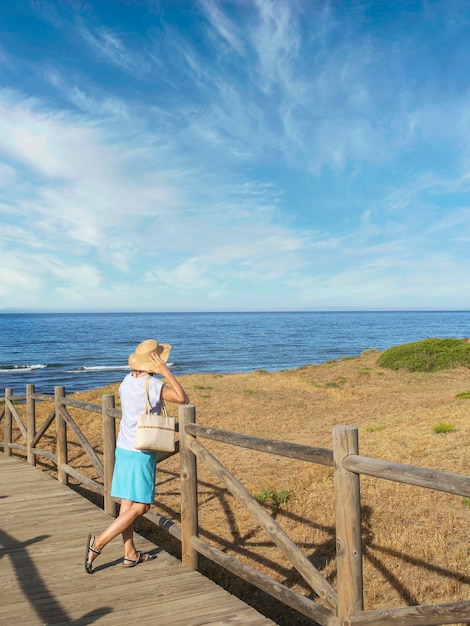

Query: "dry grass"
left=3, top=349, right=470, bottom=624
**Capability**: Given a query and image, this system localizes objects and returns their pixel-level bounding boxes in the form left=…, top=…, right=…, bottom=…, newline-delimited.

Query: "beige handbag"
left=134, top=376, right=175, bottom=453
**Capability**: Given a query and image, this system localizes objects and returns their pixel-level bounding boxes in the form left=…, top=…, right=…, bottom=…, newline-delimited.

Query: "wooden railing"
left=1, top=384, right=469, bottom=626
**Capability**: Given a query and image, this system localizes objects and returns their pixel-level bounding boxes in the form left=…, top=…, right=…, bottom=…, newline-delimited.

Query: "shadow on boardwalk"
left=0, top=528, right=112, bottom=625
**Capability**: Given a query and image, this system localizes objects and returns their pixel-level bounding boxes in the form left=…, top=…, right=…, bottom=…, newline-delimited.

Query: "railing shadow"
left=154, top=465, right=470, bottom=609
left=0, top=527, right=112, bottom=624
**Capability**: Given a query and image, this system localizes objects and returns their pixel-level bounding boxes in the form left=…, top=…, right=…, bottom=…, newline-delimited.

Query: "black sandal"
left=85, top=534, right=101, bottom=574
left=122, top=551, right=156, bottom=568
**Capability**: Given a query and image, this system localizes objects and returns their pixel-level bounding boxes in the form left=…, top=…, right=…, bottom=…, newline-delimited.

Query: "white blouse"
left=117, top=373, right=164, bottom=450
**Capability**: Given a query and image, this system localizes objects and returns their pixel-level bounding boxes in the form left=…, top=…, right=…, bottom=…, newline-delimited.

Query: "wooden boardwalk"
left=0, top=456, right=276, bottom=626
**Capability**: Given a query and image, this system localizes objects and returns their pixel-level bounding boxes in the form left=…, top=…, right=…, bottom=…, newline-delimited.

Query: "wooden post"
left=4, top=388, right=12, bottom=457
left=102, top=393, right=117, bottom=516
left=179, top=404, right=199, bottom=570
left=333, top=426, right=364, bottom=626
left=26, top=384, right=36, bottom=466
left=55, top=386, right=68, bottom=484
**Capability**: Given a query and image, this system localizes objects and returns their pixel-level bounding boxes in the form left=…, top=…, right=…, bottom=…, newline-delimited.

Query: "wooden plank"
left=0, top=457, right=275, bottom=626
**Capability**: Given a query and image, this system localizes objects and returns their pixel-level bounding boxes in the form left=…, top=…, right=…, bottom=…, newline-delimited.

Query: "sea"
left=1, top=311, right=469, bottom=396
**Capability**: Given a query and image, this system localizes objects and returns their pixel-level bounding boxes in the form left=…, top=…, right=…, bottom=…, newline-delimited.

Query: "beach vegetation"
left=432, top=423, right=456, bottom=434
left=456, top=390, right=470, bottom=399
left=256, top=488, right=291, bottom=510
left=366, top=425, right=385, bottom=432
left=377, top=337, right=470, bottom=372
left=325, top=377, right=347, bottom=388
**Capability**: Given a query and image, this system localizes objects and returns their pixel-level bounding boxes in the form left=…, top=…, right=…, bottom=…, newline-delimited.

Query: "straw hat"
left=128, top=339, right=172, bottom=371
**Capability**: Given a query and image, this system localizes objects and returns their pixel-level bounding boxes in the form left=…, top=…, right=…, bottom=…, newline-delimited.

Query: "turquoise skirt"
left=111, top=447, right=157, bottom=504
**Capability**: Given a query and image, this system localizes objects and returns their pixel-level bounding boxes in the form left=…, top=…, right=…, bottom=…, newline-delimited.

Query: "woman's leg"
left=119, top=499, right=144, bottom=560
left=87, top=500, right=150, bottom=566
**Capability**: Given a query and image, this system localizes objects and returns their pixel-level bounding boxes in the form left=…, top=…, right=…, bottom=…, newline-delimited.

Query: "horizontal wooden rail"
left=144, top=509, right=182, bottom=542
left=1, top=394, right=26, bottom=402
left=191, top=535, right=338, bottom=626
left=5, top=442, right=27, bottom=453
left=59, top=397, right=102, bottom=414
left=30, top=448, right=57, bottom=464
left=105, top=407, right=122, bottom=420
left=186, top=423, right=334, bottom=466
left=348, top=599, right=470, bottom=626
left=61, top=463, right=104, bottom=495
left=31, top=393, right=54, bottom=401
left=343, top=454, right=470, bottom=497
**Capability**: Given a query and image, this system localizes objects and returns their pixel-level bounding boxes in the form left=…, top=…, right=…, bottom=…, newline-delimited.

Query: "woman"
left=85, top=338, right=189, bottom=573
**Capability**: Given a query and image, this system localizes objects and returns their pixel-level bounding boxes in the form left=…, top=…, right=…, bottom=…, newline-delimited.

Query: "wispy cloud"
left=199, top=0, right=244, bottom=54
left=1, top=1, right=469, bottom=311
left=77, top=24, right=155, bottom=76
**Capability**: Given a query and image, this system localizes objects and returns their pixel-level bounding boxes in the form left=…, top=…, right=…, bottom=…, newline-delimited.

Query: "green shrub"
left=456, top=390, right=470, bottom=399
left=377, top=338, right=470, bottom=372
left=432, top=423, right=456, bottom=434
left=256, top=488, right=291, bottom=509
left=463, top=497, right=470, bottom=510
left=325, top=377, right=347, bottom=388
left=366, top=425, right=385, bottom=432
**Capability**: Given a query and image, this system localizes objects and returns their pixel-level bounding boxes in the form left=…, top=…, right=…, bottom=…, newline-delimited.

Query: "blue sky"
left=1, top=0, right=469, bottom=312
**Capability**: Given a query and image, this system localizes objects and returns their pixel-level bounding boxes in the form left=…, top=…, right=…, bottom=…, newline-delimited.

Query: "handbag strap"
left=144, top=375, right=151, bottom=413
left=144, top=374, right=168, bottom=417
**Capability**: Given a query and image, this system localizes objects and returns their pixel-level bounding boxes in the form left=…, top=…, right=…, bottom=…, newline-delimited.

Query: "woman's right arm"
left=148, top=352, right=189, bottom=405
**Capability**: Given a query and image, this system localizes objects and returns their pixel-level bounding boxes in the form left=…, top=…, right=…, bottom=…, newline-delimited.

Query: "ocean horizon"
left=1, top=310, right=469, bottom=395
